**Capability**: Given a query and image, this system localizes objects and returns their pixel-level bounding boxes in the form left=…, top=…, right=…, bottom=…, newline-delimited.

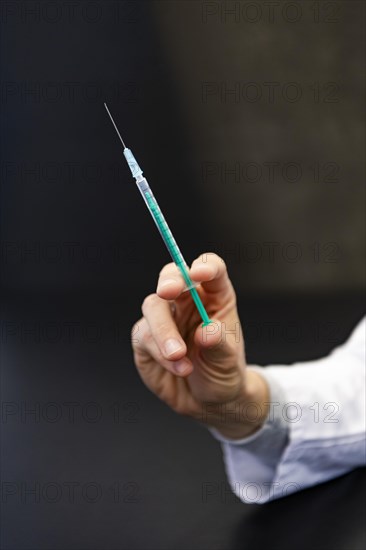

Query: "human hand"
left=131, top=253, right=269, bottom=439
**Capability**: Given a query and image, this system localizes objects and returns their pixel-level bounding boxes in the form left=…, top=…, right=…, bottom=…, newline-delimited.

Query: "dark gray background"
left=1, top=0, right=364, bottom=296
left=1, top=1, right=365, bottom=549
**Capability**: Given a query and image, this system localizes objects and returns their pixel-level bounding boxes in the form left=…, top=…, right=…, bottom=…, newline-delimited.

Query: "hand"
left=131, top=253, right=269, bottom=439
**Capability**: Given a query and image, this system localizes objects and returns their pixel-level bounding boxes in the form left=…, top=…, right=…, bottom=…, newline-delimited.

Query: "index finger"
left=156, top=262, right=186, bottom=300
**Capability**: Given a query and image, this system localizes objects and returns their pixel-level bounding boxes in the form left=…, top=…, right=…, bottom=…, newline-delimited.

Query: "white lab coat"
left=210, top=317, right=366, bottom=503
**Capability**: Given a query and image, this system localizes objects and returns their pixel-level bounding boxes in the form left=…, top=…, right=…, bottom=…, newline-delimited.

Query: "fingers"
left=156, top=263, right=186, bottom=300
left=136, top=294, right=193, bottom=377
left=157, top=254, right=234, bottom=303
left=133, top=253, right=238, bottom=384
left=133, top=319, right=192, bottom=377
left=189, top=253, right=234, bottom=298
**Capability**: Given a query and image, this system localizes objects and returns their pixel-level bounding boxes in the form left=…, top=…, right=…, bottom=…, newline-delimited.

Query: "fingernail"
left=165, top=338, right=183, bottom=356
left=158, top=278, right=177, bottom=290
left=174, top=360, right=190, bottom=375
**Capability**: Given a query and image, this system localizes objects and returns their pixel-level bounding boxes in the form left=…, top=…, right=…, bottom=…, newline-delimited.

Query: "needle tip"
left=104, top=103, right=126, bottom=149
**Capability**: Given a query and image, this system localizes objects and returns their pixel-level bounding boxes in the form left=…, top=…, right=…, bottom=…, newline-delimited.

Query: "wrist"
left=208, top=369, right=270, bottom=440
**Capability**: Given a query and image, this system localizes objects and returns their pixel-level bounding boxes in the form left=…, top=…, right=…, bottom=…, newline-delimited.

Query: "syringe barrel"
left=136, top=177, right=194, bottom=289
left=135, top=175, right=211, bottom=326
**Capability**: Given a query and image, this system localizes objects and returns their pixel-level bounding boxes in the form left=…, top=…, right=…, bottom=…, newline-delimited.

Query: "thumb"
left=194, top=319, right=236, bottom=366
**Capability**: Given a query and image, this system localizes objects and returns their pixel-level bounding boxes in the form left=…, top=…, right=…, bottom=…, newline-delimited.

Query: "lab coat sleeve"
left=209, top=317, right=366, bottom=504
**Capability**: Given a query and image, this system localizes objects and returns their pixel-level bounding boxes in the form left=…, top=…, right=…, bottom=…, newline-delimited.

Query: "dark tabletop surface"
left=1, top=292, right=365, bottom=550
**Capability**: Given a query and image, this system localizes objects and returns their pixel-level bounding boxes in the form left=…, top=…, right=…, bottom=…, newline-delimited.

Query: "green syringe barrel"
left=136, top=176, right=212, bottom=327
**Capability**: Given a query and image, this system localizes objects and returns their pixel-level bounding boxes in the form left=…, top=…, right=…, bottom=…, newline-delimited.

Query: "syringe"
left=104, top=103, right=212, bottom=327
